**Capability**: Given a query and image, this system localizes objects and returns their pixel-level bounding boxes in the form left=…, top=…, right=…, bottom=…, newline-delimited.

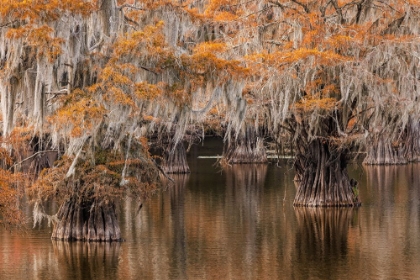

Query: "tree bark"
left=293, top=139, right=360, bottom=207
left=403, top=120, right=420, bottom=163
left=52, top=197, right=121, bottom=242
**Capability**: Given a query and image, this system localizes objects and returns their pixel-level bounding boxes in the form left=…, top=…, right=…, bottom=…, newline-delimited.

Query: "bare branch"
left=0, top=20, right=18, bottom=29
left=8, top=150, right=58, bottom=171
left=264, top=40, right=284, bottom=46
left=290, top=0, right=310, bottom=13
left=89, top=37, right=104, bottom=52
left=140, top=66, right=158, bottom=75
left=330, top=0, right=344, bottom=23
left=117, top=4, right=145, bottom=11
left=268, top=1, right=304, bottom=15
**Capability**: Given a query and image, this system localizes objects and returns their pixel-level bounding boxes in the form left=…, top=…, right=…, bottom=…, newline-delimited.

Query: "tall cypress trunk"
left=52, top=197, right=121, bottom=242
left=293, top=139, right=360, bottom=207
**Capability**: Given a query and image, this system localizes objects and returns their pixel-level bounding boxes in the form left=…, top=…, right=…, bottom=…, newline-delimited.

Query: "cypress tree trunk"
left=223, top=127, right=268, bottom=164
left=363, top=138, right=407, bottom=165
left=52, top=197, right=121, bottom=242
left=161, top=142, right=190, bottom=174
left=403, top=120, right=420, bottom=163
left=293, top=139, right=360, bottom=207
left=364, top=120, right=420, bottom=165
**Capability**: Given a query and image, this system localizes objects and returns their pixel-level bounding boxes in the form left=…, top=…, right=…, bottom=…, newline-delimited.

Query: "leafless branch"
left=140, top=66, right=158, bottom=75
left=117, top=4, right=145, bottom=11
left=89, top=37, right=104, bottom=52
left=290, top=0, right=310, bottom=13
left=46, top=89, right=69, bottom=102
left=8, top=150, right=58, bottom=171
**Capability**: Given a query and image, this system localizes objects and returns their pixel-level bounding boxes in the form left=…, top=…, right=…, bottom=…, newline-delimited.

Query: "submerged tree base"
left=363, top=139, right=407, bottom=165
left=52, top=197, right=121, bottom=242
left=293, top=139, right=361, bottom=208
left=223, top=127, right=268, bottom=164
left=161, top=142, right=190, bottom=174
left=293, top=202, right=361, bottom=207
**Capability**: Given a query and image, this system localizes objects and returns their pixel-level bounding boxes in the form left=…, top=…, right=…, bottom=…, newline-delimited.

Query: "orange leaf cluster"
left=51, top=90, right=105, bottom=138
left=0, top=0, right=94, bottom=23
left=294, top=94, right=337, bottom=113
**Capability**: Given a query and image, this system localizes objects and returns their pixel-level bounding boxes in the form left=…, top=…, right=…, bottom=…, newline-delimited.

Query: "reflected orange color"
left=2, top=162, right=420, bottom=279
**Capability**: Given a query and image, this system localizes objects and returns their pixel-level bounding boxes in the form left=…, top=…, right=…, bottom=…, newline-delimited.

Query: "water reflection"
left=3, top=161, right=420, bottom=279
left=223, top=164, right=267, bottom=279
left=364, top=164, right=420, bottom=207
left=293, top=207, right=355, bottom=279
left=224, top=164, right=267, bottom=237
left=169, top=174, right=188, bottom=280
left=358, top=164, right=420, bottom=279
left=51, top=241, right=121, bottom=280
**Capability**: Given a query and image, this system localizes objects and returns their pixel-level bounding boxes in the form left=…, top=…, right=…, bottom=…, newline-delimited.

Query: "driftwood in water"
left=293, top=139, right=360, bottom=207
left=161, top=142, right=190, bottom=174
left=52, top=197, right=121, bottom=242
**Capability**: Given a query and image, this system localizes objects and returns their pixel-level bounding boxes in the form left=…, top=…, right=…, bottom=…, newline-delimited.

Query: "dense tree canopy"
left=0, top=0, right=419, bottom=231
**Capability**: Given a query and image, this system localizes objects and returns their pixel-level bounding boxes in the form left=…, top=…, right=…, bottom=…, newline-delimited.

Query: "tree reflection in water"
left=224, top=164, right=267, bottom=216
left=4, top=162, right=420, bottom=279
left=364, top=164, right=420, bottom=207
left=52, top=241, right=121, bottom=279
left=223, top=164, right=268, bottom=278
left=169, top=174, right=189, bottom=280
left=293, top=207, right=355, bottom=278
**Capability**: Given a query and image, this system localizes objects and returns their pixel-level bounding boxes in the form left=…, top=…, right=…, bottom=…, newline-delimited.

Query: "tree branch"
left=330, top=0, right=344, bottom=23
left=117, top=4, right=145, bottom=11
left=290, top=0, right=310, bottom=13
left=8, top=150, right=58, bottom=171
left=268, top=1, right=302, bottom=14
left=0, top=20, right=18, bottom=29
left=140, top=65, right=158, bottom=75
left=89, top=37, right=104, bottom=52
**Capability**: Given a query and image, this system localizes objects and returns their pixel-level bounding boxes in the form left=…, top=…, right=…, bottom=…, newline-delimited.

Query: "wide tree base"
left=363, top=140, right=407, bottom=165
left=293, top=140, right=361, bottom=207
left=161, top=142, right=190, bottom=174
left=223, top=138, right=268, bottom=164
left=293, top=176, right=361, bottom=207
left=293, top=200, right=361, bottom=208
left=52, top=198, right=121, bottom=242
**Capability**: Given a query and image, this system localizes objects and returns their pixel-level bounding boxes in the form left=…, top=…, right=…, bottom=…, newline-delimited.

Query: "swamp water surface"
left=1, top=141, right=420, bottom=280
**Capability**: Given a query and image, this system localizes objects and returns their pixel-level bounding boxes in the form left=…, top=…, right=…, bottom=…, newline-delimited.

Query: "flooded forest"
left=1, top=1, right=420, bottom=278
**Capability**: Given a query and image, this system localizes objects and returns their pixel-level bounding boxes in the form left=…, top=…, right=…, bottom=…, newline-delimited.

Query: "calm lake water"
left=1, top=141, right=420, bottom=279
